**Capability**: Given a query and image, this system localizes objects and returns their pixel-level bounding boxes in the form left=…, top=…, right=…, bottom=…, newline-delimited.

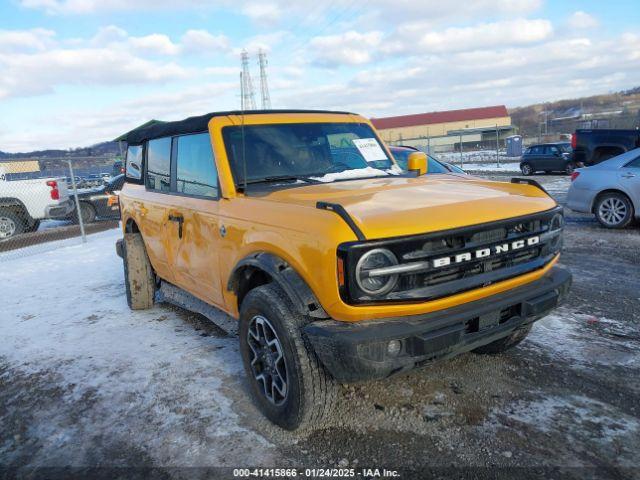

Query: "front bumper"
left=305, top=266, right=571, bottom=382
left=45, top=198, right=74, bottom=219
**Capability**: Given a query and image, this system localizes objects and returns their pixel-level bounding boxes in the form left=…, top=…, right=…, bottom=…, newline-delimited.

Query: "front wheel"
left=594, top=192, right=634, bottom=229
left=520, top=163, right=533, bottom=176
left=565, top=163, right=576, bottom=175
left=239, top=284, right=337, bottom=431
left=473, top=324, right=532, bottom=354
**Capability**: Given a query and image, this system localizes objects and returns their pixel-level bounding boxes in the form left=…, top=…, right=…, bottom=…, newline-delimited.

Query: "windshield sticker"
left=352, top=138, right=388, bottom=162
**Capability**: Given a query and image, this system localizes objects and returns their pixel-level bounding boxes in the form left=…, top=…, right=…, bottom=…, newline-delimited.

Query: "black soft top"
left=119, top=109, right=354, bottom=145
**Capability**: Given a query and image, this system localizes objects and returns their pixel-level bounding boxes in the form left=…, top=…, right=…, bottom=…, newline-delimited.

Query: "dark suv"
left=520, top=143, right=575, bottom=175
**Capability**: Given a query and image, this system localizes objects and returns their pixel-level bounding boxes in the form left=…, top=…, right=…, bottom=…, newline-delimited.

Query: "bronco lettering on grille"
left=432, top=235, right=540, bottom=269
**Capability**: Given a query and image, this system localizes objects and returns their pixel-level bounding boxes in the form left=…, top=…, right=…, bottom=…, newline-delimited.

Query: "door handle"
left=622, top=173, right=636, bottom=178
left=168, top=214, right=184, bottom=239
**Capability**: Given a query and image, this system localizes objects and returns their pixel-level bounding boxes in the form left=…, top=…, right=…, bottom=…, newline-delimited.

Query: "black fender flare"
left=227, top=252, right=329, bottom=319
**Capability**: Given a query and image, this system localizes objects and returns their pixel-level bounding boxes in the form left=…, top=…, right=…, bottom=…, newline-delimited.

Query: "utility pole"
left=258, top=49, right=271, bottom=110
left=240, top=49, right=256, bottom=110
left=495, top=124, right=500, bottom=167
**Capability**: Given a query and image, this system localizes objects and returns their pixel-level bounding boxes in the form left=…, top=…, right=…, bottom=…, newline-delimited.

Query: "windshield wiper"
left=240, top=175, right=319, bottom=187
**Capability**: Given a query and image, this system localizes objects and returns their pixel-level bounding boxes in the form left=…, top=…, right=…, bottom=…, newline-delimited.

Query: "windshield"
left=390, top=148, right=449, bottom=174
left=222, top=122, right=399, bottom=187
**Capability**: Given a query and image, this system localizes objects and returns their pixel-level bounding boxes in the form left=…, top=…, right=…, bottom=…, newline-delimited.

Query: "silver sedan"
left=567, top=148, right=640, bottom=229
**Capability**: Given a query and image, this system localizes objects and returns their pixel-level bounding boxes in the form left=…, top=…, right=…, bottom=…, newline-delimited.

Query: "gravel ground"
left=1, top=173, right=639, bottom=479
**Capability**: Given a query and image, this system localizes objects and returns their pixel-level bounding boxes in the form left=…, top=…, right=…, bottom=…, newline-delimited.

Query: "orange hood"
left=260, top=174, right=557, bottom=240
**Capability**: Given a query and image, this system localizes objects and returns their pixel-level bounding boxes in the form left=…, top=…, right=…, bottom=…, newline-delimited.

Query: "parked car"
left=116, top=109, right=570, bottom=431
left=389, top=145, right=467, bottom=175
left=520, top=143, right=575, bottom=175
left=572, top=129, right=640, bottom=166
left=0, top=176, right=74, bottom=239
left=112, top=161, right=124, bottom=177
left=67, top=174, right=125, bottom=224
left=567, top=149, right=640, bottom=228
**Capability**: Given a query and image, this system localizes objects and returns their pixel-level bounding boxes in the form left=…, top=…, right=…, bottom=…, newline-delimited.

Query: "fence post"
left=67, top=159, right=86, bottom=243
left=496, top=124, right=500, bottom=168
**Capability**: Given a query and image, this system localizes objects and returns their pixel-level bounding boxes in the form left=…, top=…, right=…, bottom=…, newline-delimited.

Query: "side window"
left=176, top=133, right=219, bottom=198
left=546, top=146, right=559, bottom=155
left=530, top=146, right=542, bottom=154
left=625, top=155, right=640, bottom=169
left=125, top=145, right=143, bottom=181
left=146, top=137, right=172, bottom=192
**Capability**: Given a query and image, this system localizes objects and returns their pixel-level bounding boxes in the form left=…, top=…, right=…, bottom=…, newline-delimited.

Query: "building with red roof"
left=371, top=105, right=513, bottom=150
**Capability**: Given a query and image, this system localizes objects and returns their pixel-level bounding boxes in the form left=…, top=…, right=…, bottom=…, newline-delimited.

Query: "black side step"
left=316, top=201, right=366, bottom=241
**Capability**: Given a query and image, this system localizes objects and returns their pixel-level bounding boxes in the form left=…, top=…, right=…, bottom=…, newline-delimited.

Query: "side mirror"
left=407, top=152, right=428, bottom=176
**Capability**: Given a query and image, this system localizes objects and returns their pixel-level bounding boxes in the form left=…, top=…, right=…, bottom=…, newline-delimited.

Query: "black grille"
left=339, top=207, right=563, bottom=304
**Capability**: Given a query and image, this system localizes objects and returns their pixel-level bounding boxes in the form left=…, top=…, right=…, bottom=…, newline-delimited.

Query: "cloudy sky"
left=1, top=0, right=639, bottom=152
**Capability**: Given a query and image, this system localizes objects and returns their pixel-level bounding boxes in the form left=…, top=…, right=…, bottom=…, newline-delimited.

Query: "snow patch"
left=0, top=227, right=275, bottom=466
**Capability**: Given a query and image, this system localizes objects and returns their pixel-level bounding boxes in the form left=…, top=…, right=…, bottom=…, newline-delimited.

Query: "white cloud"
left=241, top=2, right=281, bottom=25
left=0, top=47, right=188, bottom=99
left=568, top=11, right=599, bottom=30
left=406, top=18, right=553, bottom=54
left=128, top=34, right=181, bottom=56
left=0, top=28, right=56, bottom=53
left=310, top=31, right=384, bottom=66
left=181, top=30, right=230, bottom=53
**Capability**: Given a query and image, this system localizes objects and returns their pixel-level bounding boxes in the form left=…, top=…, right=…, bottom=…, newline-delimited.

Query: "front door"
left=541, top=145, right=561, bottom=171
left=618, top=154, right=640, bottom=208
left=165, top=132, right=224, bottom=307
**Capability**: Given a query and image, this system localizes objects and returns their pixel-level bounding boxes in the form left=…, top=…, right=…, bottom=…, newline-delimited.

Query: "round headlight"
left=355, top=248, right=399, bottom=296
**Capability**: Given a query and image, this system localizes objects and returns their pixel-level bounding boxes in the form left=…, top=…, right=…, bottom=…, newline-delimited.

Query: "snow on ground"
left=486, top=394, right=640, bottom=467
left=458, top=162, right=521, bottom=173
left=522, top=307, right=640, bottom=369
left=0, top=228, right=276, bottom=467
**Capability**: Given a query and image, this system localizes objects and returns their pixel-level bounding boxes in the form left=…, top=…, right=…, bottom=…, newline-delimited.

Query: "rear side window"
left=146, top=137, right=172, bottom=192
left=176, top=133, right=218, bottom=198
left=625, top=155, right=640, bottom=168
left=545, top=146, right=559, bottom=155
left=125, top=145, right=143, bottom=181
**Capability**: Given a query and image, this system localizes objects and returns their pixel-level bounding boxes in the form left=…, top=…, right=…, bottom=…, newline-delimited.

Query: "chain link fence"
left=0, top=157, right=123, bottom=260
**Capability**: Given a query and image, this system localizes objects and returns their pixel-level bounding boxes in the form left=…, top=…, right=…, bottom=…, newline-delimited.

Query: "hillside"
left=510, top=86, right=640, bottom=137
left=0, top=141, right=121, bottom=160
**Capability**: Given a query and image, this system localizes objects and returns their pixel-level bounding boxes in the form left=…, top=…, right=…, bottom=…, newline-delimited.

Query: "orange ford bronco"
left=116, top=110, right=571, bottom=430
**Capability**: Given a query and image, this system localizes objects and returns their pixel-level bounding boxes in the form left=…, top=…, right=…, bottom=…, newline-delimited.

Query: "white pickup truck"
left=0, top=176, right=75, bottom=240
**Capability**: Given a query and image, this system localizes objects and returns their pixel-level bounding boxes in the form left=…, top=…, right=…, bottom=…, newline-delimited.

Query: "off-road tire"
left=565, top=162, right=576, bottom=175
left=239, top=283, right=337, bottom=431
left=24, top=219, right=41, bottom=233
left=594, top=192, right=634, bottom=229
left=473, top=324, right=532, bottom=355
left=123, top=232, right=155, bottom=310
left=0, top=208, right=27, bottom=240
left=520, top=163, right=533, bottom=176
left=73, top=202, right=96, bottom=224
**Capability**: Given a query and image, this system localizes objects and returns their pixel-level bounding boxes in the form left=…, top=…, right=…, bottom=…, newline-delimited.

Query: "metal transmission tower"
left=258, top=49, right=272, bottom=110
left=240, top=49, right=257, bottom=110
